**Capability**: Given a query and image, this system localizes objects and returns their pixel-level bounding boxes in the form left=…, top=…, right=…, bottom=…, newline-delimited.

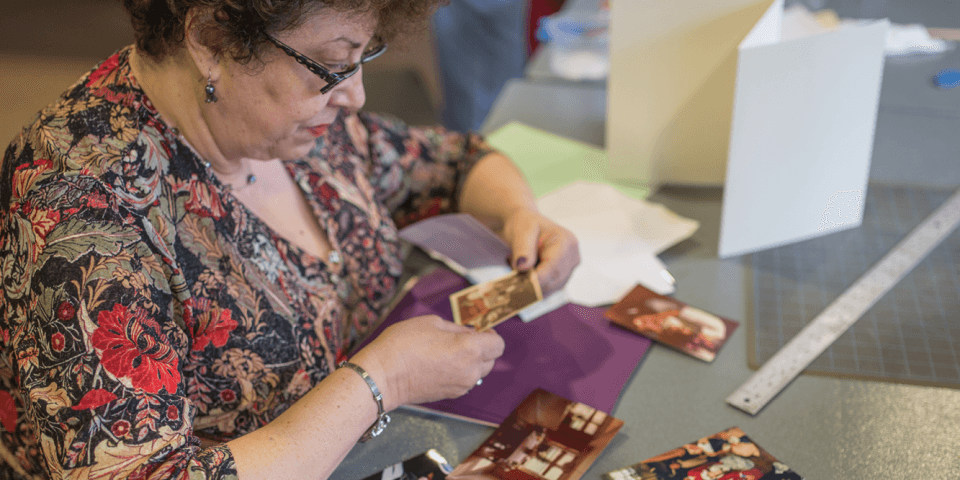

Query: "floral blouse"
left=0, top=47, right=491, bottom=479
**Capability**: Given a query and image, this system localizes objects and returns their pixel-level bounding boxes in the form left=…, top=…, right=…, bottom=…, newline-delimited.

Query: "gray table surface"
left=480, top=79, right=607, bottom=148
left=331, top=16, right=960, bottom=480
left=330, top=186, right=960, bottom=480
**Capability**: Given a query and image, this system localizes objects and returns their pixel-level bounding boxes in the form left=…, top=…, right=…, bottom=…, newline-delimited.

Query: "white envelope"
left=606, top=0, right=889, bottom=257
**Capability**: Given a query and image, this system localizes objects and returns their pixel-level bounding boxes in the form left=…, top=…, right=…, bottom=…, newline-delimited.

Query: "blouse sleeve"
left=346, top=111, right=496, bottom=228
left=0, top=141, right=238, bottom=478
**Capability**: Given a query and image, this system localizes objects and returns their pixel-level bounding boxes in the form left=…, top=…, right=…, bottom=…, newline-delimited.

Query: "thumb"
left=509, top=217, right=539, bottom=271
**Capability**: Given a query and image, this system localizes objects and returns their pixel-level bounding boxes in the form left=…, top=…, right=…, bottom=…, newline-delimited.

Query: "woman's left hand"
left=501, top=209, right=580, bottom=296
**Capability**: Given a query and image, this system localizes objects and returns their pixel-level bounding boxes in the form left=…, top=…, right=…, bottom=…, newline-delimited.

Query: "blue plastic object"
left=934, top=69, right=960, bottom=89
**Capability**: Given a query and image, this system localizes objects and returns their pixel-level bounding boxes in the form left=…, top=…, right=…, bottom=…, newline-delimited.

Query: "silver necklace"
left=171, top=127, right=342, bottom=268
left=225, top=172, right=258, bottom=192
left=173, top=127, right=256, bottom=191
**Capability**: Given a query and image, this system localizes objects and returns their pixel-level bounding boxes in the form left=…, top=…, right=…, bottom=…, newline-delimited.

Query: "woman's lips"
left=307, top=125, right=329, bottom=137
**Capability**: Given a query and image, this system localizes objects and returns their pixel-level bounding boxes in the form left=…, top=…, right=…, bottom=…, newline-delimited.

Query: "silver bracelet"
left=338, top=361, right=390, bottom=442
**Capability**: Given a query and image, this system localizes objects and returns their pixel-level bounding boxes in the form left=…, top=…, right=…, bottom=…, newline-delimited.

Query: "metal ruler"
left=727, top=188, right=960, bottom=415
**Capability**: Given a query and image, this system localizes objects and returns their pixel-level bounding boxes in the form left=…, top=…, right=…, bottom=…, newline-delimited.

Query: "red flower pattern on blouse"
left=191, top=304, right=239, bottom=352
left=26, top=208, right=60, bottom=263
left=0, top=46, right=490, bottom=477
left=56, top=301, right=75, bottom=321
left=0, top=391, right=16, bottom=433
left=219, top=389, right=236, bottom=403
left=110, top=419, right=131, bottom=438
left=50, top=333, right=65, bottom=352
left=72, top=389, right=118, bottom=410
left=85, top=191, right=110, bottom=209
left=87, top=54, right=120, bottom=86
left=91, top=304, right=181, bottom=395
left=11, top=159, right=52, bottom=202
left=184, top=180, right=227, bottom=220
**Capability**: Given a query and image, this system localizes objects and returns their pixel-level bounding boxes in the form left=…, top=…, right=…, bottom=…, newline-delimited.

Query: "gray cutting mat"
left=747, top=184, right=960, bottom=388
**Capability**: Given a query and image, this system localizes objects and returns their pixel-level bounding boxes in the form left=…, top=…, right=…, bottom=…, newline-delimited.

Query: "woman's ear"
left=182, top=7, right=222, bottom=82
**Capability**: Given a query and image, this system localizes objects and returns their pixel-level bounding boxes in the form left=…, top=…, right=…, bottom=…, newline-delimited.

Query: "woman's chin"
left=273, top=140, right=317, bottom=161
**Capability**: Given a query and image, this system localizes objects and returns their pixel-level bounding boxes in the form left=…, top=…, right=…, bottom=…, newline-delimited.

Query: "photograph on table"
left=604, top=285, right=739, bottom=362
left=450, top=270, right=543, bottom=331
left=448, top=388, right=623, bottom=480
left=603, top=426, right=802, bottom=480
left=362, top=449, right=455, bottom=480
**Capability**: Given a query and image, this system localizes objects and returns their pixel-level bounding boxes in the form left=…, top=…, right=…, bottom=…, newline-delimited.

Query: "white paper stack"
left=536, top=181, right=700, bottom=307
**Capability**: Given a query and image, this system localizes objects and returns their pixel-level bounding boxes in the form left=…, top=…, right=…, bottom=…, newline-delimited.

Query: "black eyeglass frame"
left=264, top=34, right=387, bottom=94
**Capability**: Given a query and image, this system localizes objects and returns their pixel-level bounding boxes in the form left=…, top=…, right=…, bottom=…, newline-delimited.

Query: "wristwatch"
left=338, top=361, right=391, bottom=441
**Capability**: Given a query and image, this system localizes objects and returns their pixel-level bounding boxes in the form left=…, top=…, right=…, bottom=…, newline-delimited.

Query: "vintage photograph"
left=603, top=426, right=802, bottom=480
left=604, top=285, right=739, bottom=362
left=450, top=270, right=543, bottom=331
left=448, top=388, right=623, bottom=480
left=362, top=449, right=455, bottom=480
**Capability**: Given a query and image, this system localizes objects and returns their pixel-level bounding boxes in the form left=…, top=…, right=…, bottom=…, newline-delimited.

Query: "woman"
left=0, top=0, right=579, bottom=478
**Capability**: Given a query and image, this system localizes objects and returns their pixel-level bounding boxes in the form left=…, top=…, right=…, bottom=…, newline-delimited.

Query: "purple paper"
left=354, top=268, right=653, bottom=426
left=398, top=214, right=512, bottom=270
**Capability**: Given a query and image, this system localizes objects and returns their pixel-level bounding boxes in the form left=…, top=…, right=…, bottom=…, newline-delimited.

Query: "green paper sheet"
left=484, top=122, right=650, bottom=200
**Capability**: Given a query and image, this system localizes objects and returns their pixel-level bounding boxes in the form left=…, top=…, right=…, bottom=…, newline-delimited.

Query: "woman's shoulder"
left=3, top=46, right=172, bottom=208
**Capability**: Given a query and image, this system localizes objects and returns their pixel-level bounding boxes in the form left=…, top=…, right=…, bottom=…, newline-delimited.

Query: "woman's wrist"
left=457, top=152, right=538, bottom=231
left=345, top=349, right=402, bottom=412
left=473, top=206, right=541, bottom=238
left=337, top=362, right=390, bottom=441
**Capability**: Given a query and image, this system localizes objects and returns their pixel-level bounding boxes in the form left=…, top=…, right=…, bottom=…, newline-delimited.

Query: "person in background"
left=431, top=0, right=564, bottom=132
left=0, top=0, right=579, bottom=477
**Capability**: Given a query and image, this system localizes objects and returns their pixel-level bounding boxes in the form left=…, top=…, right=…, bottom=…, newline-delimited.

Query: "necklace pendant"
left=328, top=251, right=341, bottom=265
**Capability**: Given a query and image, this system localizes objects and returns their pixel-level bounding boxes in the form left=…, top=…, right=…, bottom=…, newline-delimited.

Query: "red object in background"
left=527, top=0, right=565, bottom=56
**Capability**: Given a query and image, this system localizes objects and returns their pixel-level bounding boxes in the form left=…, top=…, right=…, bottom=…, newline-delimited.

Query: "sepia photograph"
left=450, top=270, right=543, bottom=331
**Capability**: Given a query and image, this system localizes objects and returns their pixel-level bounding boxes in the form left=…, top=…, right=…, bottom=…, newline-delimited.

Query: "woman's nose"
left=327, top=70, right=366, bottom=112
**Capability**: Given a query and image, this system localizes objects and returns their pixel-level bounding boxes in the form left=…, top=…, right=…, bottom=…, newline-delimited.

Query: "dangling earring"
left=204, top=74, right=218, bottom=103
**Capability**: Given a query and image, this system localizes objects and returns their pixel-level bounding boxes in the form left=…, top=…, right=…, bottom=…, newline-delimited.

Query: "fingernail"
left=515, top=256, right=528, bottom=269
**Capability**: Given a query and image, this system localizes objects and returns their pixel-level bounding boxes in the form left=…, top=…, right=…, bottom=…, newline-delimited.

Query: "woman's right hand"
left=348, top=316, right=505, bottom=411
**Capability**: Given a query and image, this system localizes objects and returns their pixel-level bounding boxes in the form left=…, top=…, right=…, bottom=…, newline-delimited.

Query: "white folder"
left=606, top=0, right=889, bottom=257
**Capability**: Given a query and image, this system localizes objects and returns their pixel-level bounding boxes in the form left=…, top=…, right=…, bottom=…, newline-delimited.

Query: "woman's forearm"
left=458, top=152, right=538, bottom=232
left=226, top=359, right=383, bottom=480
left=457, top=151, right=580, bottom=293
left=224, top=313, right=505, bottom=480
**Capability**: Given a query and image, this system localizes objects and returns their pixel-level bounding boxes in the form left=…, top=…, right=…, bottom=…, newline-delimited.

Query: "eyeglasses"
left=265, top=34, right=387, bottom=94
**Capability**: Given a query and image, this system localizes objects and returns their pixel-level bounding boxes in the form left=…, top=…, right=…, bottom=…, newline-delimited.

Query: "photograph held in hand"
left=450, top=270, right=543, bottom=331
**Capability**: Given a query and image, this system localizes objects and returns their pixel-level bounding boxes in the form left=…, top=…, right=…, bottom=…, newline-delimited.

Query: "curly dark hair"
left=120, top=0, right=446, bottom=62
